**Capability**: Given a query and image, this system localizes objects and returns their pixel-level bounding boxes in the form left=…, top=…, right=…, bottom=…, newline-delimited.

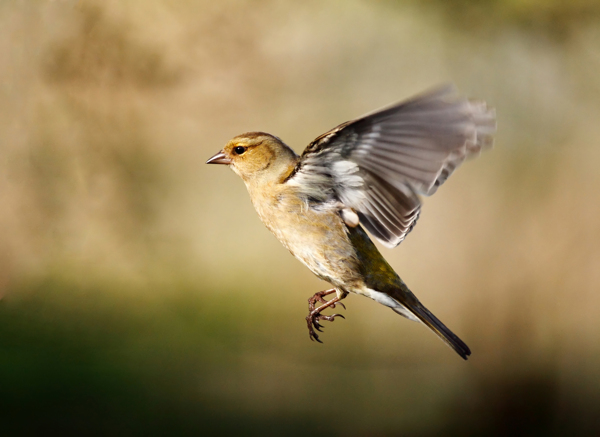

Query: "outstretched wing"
left=286, top=84, right=496, bottom=248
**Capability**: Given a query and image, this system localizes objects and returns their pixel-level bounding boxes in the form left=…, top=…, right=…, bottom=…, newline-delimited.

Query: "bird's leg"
left=307, top=288, right=347, bottom=311
left=306, top=289, right=346, bottom=343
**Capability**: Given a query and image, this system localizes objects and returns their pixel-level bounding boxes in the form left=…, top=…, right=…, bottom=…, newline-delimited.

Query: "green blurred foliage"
left=1, top=0, right=600, bottom=435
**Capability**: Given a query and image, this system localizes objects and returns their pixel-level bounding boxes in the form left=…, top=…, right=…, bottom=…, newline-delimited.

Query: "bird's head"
left=206, top=132, right=298, bottom=184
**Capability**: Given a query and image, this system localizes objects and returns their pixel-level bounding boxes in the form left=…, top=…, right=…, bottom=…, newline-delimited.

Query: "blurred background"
left=1, top=0, right=600, bottom=435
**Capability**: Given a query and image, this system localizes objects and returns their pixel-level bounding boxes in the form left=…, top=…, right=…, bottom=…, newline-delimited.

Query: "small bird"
left=207, top=85, right=495, bottom=359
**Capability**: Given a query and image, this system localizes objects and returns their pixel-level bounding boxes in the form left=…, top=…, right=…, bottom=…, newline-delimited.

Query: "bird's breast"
left=248, top=186, right=362, bottom=289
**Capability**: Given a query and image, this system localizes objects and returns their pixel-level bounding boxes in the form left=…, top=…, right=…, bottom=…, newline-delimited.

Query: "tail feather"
left=392, top=302, right=471, bottom=360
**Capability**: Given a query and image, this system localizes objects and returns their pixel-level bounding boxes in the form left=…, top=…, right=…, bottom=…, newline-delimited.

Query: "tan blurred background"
left=1, top=0, right=600, bottom=435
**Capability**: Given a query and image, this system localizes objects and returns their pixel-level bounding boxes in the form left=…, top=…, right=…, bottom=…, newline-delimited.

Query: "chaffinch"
left=207, top=85, right=495, bottom=359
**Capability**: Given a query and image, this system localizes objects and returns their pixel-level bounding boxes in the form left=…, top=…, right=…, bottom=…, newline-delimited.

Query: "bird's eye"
left=233, top=146, right=246, bottom=155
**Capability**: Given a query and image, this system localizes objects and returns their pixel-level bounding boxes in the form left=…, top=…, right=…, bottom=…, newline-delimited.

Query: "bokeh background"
left=2, top=0, right=600, bottom=435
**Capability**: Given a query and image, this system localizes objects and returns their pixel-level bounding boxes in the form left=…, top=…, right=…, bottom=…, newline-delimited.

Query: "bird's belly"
left=261, top=206, right=361, bottom=289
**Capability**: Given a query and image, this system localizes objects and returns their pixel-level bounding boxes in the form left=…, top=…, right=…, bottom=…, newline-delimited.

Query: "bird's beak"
left=206, top=151, right=232, bottom=165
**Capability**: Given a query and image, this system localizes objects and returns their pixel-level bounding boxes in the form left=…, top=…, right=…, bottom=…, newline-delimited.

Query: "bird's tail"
left=390, top=292, right=471, bottom=360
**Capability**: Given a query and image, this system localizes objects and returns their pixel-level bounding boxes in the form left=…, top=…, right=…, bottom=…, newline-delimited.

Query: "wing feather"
left=287, top=84, right=495, bottom=247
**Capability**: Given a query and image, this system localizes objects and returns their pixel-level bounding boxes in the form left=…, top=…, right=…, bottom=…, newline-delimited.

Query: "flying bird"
left=206, top=85, right=495, bottom=359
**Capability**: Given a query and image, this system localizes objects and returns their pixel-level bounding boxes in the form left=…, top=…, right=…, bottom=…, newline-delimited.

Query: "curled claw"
left=310, top=331, right=323, bottom=343
left=305, top=290, right=347, bottom=343
left=319, top=313, right=345, bottom=323
left=331, top=301, right=346, bottom=310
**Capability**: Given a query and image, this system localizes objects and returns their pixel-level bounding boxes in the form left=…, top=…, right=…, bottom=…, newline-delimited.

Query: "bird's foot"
left=306, top=289, right=346, bottom=343
left=307, top=312, right=345, bottom=343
